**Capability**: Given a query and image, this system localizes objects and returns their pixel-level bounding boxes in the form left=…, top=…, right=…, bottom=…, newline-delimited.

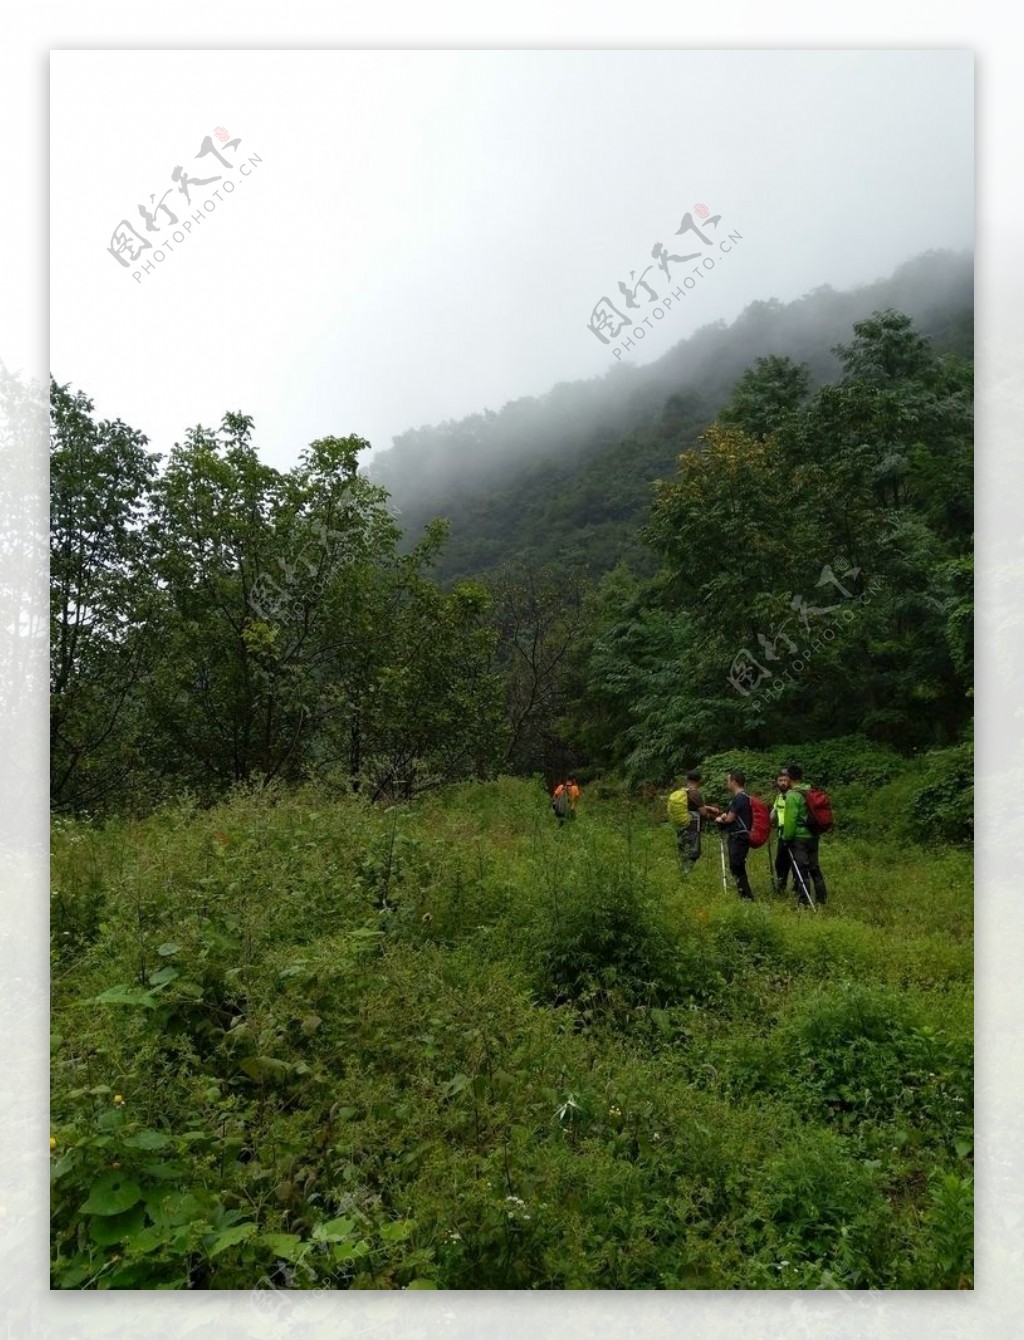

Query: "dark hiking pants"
left=676, top=815, right=701, bottom=868
left=790, top=835, right=828, bottom=905
left=728, top=832, right=754, bottom=900
left=774, top=838, right=791, bottom=891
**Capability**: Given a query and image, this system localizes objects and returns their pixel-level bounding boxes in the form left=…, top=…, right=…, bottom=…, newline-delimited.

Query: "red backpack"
left=747, top=795, right=771, bottom=848
left=803, top=785, right=834, bottom=835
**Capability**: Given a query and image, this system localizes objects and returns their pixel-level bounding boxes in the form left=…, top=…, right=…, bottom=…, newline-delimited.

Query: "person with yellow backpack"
left=667, top=769, right=721, bottom=875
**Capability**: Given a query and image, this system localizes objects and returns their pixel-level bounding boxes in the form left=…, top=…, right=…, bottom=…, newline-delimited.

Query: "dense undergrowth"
left=51, top=769, right=973, bottom=1291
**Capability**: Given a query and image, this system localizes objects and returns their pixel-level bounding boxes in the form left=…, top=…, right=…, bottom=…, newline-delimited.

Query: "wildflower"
left=446, top=1230, right=461, bottom=1243
left=113, top=1094, right=125, bottom=1107
left=50, top=1136, right=56, bottom=1150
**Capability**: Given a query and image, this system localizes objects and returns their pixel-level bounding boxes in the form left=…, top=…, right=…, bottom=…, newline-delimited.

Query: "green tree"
left=485, top=562, right=591, bottom=777
left=618, top=310, right=973, bottom=759
left=49, top=380, right=161, bottom=810
left=719, top=354, right=810, bottom=439
left=145, top=416, right=501, bottom=800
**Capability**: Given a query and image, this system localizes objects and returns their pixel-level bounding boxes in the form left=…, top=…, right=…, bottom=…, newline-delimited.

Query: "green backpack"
left=667, top=789, right=692, bottom=826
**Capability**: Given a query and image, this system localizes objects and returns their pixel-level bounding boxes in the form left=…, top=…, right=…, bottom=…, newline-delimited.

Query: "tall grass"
left=50, top=774, right=973, bottom=1290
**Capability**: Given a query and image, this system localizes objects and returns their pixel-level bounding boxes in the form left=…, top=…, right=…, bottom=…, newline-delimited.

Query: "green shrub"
left=713, top=902, right=794, bottom=979
left=743, top=1127, right=896, bottom=1288
left=531, top=861, right=683, bottom=1009
left=700, top=734, right=903, bottom=803
left=914, top=1171, right=974, bottom=1288
left=910, top=741, right=974, bottom=843
left=774, top=983, right=972, bottom=1143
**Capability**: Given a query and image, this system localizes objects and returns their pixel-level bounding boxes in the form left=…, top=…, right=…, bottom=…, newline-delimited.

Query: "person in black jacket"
left=715, top=769, right=755, bottom=901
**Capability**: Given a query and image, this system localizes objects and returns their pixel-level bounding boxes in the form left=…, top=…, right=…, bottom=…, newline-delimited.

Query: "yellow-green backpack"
left=667, top=789, right=692, bottom=826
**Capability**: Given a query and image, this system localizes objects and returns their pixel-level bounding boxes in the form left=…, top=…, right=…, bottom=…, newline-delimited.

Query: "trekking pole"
left=767, top=829, right=776, bottom=893
left=718, top=827, right=729, bottom=897
left=788, top=845, right=817, bottom=912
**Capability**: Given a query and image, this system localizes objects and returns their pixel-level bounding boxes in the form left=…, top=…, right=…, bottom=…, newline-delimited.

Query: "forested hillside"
left=369, top=249, right=972, bottom=584
left=49, top=276, right=973, bottom=804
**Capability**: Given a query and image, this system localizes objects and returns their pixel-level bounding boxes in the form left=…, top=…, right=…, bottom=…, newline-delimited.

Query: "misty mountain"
left=367, top=249, right=972, bottom=583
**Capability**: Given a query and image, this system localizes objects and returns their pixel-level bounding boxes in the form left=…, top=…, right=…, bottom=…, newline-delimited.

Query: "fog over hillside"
left=368, top=248, right=973, bottom=577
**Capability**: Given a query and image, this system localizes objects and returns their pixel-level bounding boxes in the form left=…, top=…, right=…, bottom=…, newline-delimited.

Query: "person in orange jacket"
left=551, top=777, right=581, bottom=825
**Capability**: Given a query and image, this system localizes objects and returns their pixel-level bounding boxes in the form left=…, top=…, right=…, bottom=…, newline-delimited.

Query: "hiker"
left=668, top=769, right=720, bottom=875
left=771, top=770, right=792, bottom=894
left=781, top=763, right=828, bottom=906
left=551, top=777, right=580, bottom=826
left=715, top=769, right=755, bottom=901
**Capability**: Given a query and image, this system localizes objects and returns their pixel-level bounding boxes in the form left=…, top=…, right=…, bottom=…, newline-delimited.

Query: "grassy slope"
left=51, top=775, right=972, bottom=1291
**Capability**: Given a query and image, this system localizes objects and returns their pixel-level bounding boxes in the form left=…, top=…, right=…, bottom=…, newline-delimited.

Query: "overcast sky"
left=49, top=49, right=973, bottom=472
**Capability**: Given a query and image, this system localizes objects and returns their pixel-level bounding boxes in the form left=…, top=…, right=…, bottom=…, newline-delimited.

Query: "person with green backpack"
left=666, top=769, right=720, bottom=875
left=781, top=763, right=830, bottom=907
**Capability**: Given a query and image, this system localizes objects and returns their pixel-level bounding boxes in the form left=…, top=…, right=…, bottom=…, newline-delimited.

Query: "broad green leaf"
left=156, top=942, right=181, bottom=956
left=207, top=1222, right=256, bottom=1257
left=50, top=1151, right=76, bottom=1183
left=406, top=1279, right=437, bottom=1289
left=138, top=1160, right=184, bottom=1181
left=121, top=1129, right=171, bottom=1151
left=128, top=1227, right=175, bottom=1254
left=313, top=1216, right=357, bottom=1243
left=80, top=1171, right=144, bottom=1216
left=145, top=1189, right=206, bottom=1227
left=91, top=1204, right=145, bottom=1245
left=379, top=1219, right=414, bottom=1244
left=149, top=966, right=179, bottom=987
left=333, top=1239, right=371, bottom=1263
left=260, top=1232, right=305, bottom=1261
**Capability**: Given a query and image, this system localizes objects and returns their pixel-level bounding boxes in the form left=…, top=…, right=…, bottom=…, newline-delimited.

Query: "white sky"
left=49, top=49, right=973, bottom=472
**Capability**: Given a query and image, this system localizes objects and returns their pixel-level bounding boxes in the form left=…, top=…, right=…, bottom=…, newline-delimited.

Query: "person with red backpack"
left=781, top=763, right=830, bottom=907
left=715, top=769, right=756, bottom=901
